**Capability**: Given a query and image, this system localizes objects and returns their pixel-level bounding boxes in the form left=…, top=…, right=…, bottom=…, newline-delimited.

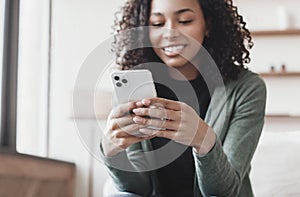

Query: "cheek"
left=182, top=21, right=206, bottom=44
left=148, top=29, right=160, bottom=47
left=185, top=29, right=205, bottom=44
left=149, top=30, right=163, bottom=57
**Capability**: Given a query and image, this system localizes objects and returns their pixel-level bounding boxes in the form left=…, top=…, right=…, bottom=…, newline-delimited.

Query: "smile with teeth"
left=162, top=44, right=186, bottom=56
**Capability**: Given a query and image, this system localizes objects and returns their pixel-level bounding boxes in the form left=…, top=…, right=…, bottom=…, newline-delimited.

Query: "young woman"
left=101, top=0, right=266, bottom=196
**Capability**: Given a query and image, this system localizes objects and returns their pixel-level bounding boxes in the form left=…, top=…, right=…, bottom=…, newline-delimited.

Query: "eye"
left=151, top=23, right=164, bottom=27
left=179, top=20, right=193, bottom=24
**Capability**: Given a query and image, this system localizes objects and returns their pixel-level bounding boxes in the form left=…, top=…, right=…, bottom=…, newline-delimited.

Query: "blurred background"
left=1, top=0, right=300, bottom=196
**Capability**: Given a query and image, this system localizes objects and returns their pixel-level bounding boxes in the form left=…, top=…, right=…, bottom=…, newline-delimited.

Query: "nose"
left=162, top=27, right=180, bottom=40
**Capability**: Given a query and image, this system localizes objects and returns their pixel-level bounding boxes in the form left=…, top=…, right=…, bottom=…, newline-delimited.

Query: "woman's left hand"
left=132, top=97, right=216, bottom=155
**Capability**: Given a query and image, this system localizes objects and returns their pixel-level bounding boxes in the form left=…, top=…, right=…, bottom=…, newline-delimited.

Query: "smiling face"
left=148, top=0, right=207, bottom=76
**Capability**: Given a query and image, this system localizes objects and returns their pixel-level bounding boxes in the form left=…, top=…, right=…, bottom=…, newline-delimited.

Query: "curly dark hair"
left=112, top=0, right=253, bottom=81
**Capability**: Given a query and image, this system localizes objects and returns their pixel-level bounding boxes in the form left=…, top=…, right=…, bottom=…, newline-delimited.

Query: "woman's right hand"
left=101, top=101, right=154, bottom=157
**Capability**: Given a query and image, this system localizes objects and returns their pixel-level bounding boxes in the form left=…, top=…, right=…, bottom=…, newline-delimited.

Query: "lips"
left=162, top=44, right=187, bottom=57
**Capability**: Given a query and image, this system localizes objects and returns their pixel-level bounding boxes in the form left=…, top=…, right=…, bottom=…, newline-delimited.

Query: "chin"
left=162, top=57, right=190, bottom=68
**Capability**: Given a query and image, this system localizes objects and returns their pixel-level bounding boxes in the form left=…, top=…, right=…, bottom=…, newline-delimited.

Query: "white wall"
left=234, top=0, right=300, bottom=195
left=49, top=1, right=125, bottom=196
left=235, top=0, right=300, bottom=132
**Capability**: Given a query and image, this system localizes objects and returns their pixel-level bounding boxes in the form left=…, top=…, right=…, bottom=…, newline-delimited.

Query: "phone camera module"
left=116, top=82, right=122, bottom=87
left=114, top=76, right=120, bottom=81
left=122, top=79, right=128, bottom=84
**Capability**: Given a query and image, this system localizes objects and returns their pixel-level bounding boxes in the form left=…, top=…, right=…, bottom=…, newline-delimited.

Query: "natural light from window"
left=17, top=1, right=50, bottom=156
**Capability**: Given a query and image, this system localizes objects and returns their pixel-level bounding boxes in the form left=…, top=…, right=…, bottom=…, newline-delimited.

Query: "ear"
left=205, top=18, right=212, bottom=37
left=205, top=29, right=209, bottom=37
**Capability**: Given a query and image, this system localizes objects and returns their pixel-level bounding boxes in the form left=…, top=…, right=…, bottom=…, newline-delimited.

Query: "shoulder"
left=218, top=69, right=267, bottom=127
left=216, top=69, right=267, bottom=113
left=237, top=69, right=265, bottom=87
left=226, top=69, right=266, bottom=99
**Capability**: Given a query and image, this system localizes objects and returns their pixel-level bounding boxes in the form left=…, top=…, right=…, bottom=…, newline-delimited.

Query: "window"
left=0, top=0, right=19, bottom=152
left=0, top=0, right=5, bottom=131
left=16, top=0, right=50, bottom=156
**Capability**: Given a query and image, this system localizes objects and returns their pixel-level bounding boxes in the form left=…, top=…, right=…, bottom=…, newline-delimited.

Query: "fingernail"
left=142, top=99, right=150, bottom=105
left=132, top=108, right=140, bottom=114
left=136, top=101, right=143, bottom=106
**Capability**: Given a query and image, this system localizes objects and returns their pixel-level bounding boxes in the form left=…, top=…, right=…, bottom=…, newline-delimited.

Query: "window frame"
left=0, top=0, right=20, bottom=153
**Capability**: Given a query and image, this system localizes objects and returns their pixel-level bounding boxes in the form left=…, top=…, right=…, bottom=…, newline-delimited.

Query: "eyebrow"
left=175, top=8, right=195, bottom=15
left=151, top=8, right=195, bottom=16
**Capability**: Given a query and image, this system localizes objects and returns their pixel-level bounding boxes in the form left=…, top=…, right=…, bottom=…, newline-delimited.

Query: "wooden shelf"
left=259, top=72, right=300, bottom=77
left=251, top=29, right=300, bottom=36
left=265, top=114, right=300, bottom=119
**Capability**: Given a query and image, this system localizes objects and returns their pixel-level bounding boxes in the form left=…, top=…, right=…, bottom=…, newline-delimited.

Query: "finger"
left=111, top=135, right=155, bottom=151
left=123, top=135, right=156, bottom=147
left=133, top=116, right=179, bottom=131
left=113, top=115, right=135, bottom=128
left=110, top=101, right=136, bottom=118
left=139, top=128, right=175, bottom=139
left=135, top=100, right=155, bottom=108
left=132, top=107, right=179, bottom=121
left=141, top=98, right=182, bottom=111
left=117, top=123, right=147, bottom=137
left=135, top=101, right=144, bottom=107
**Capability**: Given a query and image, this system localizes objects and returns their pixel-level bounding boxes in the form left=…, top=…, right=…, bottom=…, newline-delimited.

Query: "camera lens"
left=122, top=79, right=128, bottom=83
left=114, top=76, right=120, bottom=81
left=116, top=82, right=122, bottom=87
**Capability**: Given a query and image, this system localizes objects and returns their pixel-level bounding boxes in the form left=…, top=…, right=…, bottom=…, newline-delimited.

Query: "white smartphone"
left=111, top=69, right=157, bottom=104
left=111, top=70, right=159, bottom=136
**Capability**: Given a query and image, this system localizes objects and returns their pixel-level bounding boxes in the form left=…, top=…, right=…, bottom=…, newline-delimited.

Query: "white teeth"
left=163, top=45, right=185, bottom=52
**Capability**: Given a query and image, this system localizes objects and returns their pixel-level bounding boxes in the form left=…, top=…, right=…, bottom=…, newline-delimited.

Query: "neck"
left=168, top=62, right=199, bottom=81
